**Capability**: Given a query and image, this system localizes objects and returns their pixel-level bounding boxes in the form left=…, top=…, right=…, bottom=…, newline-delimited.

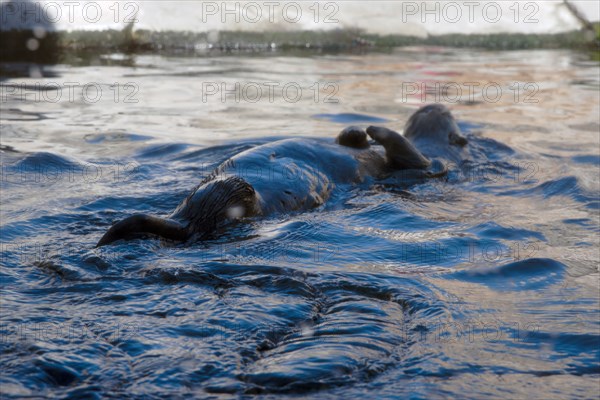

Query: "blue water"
left=1, top=49, right=599, bottom=399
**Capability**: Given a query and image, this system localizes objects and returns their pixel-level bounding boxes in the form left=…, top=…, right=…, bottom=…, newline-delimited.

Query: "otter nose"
left=449, top=132, right=468, bottom=146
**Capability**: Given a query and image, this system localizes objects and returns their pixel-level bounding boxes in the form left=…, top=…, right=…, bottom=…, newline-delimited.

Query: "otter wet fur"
left=96, top=104, right=468, bottom=247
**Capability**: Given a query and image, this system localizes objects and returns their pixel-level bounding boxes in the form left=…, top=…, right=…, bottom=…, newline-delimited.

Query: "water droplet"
left=29, top=65, right=43, bottom=79
left=26, top=38, right=39, bottom=51
left=33, top=25, right=47, bottom=39
left=226, top=206, right=245, bottom=219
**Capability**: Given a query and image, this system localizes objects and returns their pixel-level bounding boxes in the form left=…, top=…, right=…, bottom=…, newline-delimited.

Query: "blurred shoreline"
left=1, top=26, right=599, bottom=64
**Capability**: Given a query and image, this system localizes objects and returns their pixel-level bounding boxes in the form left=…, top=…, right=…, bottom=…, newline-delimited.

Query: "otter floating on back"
left=96, top=104, right=468, bottom=247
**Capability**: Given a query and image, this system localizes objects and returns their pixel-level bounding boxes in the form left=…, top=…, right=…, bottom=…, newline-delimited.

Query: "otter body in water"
left=97, top=137, right=403, bottom=246
left=97, top=104, right=467, bottom=246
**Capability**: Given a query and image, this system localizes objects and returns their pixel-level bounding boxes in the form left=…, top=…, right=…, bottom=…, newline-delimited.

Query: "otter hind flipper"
left=366, top=126, right=431, bottom=170
left=336, top=126, right=370, bottom=149
left=96, top=214, right=188, bottom=247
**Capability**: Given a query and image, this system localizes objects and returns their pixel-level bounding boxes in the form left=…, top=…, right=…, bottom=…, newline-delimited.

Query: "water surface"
left=1, top=48, right=599, bottom=398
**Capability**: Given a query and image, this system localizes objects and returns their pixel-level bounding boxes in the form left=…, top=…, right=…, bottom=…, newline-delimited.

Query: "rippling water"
left=1, top=48, right=599, bottom=398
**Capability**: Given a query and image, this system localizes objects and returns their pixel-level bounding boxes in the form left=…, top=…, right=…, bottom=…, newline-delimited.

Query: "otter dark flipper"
left=366, top=126, right=431, bottom=170
left=96, top=214, right=188, bottom=247
left=336, top=126, right=370, bottom=149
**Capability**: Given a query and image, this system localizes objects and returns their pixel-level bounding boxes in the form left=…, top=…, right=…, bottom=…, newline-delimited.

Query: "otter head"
left=172, top=176, right=259, bottom=238
left=403, top=104, right=467, bottom=148
left=97, top=176, right=258, bottom=247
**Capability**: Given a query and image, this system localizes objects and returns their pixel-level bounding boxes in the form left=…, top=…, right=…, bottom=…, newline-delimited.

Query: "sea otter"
left=96, top=104, right=467, bottom=246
